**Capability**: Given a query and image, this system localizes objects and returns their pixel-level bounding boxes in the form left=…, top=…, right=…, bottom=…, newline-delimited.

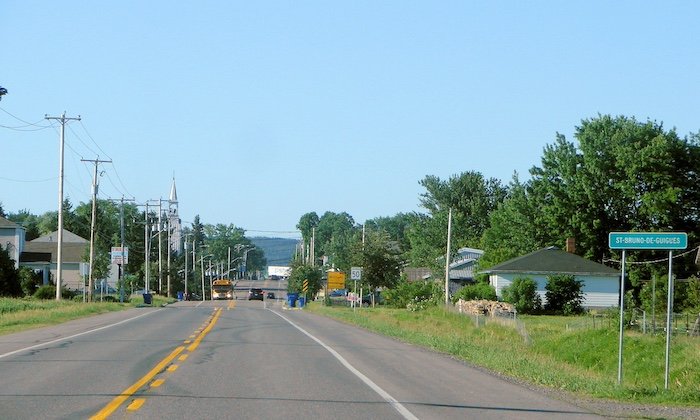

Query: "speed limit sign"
left=350, top=267, right=362, bottom=281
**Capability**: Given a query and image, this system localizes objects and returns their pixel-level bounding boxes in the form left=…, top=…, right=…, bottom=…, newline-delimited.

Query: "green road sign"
left=609, top=232, right=687, bottom=250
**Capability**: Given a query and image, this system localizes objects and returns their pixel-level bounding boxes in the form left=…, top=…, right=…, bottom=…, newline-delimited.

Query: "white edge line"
left=269, top=309, right=419, bottom=420
left=0, top=309, right=161, bottom=360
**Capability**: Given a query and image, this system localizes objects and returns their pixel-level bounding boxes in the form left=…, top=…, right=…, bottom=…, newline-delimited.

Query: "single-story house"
left=483, top=246, right=620, bottom=308
left=22, top=229, right=89, bottom=291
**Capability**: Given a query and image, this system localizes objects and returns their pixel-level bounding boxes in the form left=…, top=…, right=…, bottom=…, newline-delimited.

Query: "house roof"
left=483, top=246, right=619, bottom=276
left=0, top=215, right=23, bottom=229
left=31, top=229, right=88, bottom=243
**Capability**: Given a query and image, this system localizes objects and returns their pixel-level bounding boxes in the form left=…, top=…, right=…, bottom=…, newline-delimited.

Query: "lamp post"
left=199, top=254, right=213, bottom=301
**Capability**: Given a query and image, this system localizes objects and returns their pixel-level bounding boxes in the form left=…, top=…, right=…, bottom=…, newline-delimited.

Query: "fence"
left=629, top=309, right=700, bottom=336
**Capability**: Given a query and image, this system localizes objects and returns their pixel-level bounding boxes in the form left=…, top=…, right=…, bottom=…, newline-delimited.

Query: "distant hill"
left=250, top=237, right=299, bottom=267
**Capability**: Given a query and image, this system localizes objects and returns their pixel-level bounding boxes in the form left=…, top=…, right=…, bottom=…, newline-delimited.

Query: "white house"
left=484, top=246, right=620, bottom=308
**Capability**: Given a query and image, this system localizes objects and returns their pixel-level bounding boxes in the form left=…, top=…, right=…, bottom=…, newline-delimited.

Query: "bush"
left=502, top=276, right=541, bottom=314
left=545, top=274, right=584, bottom=315
left=19, top=267, right=42, bottom=297
left=451, top=282, right=496, bottom=302
left=33, top=285, right=73, bottom=300
left=384, top=280, right=442, bottom=310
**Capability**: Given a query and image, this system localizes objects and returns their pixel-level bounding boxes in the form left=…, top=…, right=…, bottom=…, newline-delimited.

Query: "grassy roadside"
left=305, top=302, right=700, bottom=407
left=0, top=296, right=175, bottom=336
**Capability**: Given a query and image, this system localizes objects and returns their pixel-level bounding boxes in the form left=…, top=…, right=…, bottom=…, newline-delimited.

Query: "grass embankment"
left=306, top=303, right=700, bottom=406
left=0, top=295, right=175, bottom=336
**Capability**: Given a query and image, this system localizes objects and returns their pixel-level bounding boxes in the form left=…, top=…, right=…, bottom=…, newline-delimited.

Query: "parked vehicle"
left=329, top=289, right=347, bottom=297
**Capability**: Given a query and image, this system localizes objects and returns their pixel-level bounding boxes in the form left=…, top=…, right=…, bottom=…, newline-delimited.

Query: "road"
left=0, top=292, right=604, bottom=419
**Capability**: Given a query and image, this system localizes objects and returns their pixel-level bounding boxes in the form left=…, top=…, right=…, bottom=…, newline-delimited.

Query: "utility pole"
left=109, top=197, right=135, bottom=302
left=83, top=157, right=112, bottom=302
left=444, top=208, right=453, bottom=306
left=45, top=112, right=81, bottom=300
left=157, top=199, right=163, bottom=295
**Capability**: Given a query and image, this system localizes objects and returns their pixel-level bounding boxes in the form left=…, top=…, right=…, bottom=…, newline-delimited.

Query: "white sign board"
left=111, top=247, right=129, bottom=264
left=350, top=267, right=362, bottom=281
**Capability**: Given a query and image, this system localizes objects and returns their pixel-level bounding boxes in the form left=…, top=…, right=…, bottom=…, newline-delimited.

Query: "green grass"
left=0, top=295, right=176, bottom=336
left=305, top=303, right=700, bottom=406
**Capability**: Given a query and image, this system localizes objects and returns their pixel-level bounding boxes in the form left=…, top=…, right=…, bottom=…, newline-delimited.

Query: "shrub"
left=451, top=282, right=497, bottom=302
left=33, top=285, right=73, bottom=300
left=384, top=280, right=442, bottom=310
left=19, top=267, right=42, bottom=297
left=545, top=274, right=584, bottom=315
left=502, top=276, right=541, bottom=314
left=683, top=276, right=700, bottom=313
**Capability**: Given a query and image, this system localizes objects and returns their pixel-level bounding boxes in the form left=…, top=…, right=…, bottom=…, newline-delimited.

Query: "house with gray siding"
left=0, top=216, right=25, bottom=269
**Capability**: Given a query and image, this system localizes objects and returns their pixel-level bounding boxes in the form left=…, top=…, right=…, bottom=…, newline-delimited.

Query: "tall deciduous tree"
left=352, top=229, right=404, bottom=290
left=529, top=115, right=700, bottom=269
left=408, top=171, right=506, bottom=267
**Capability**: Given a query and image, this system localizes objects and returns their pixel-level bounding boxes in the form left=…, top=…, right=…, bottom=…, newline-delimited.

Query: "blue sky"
left=2, top=1, right=699, bottom=238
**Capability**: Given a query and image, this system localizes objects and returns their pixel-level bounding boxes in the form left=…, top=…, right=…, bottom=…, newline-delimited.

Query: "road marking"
left=188, top=308, right=222, bottom=352
left=178, top=354, right=188, bottom=361
left=150, top=379, right=164, bottom=388
left=91, top=307, right=222, bottom=419
left=90, top=345, right=185, bottom=420
left=270, top=310, right=419, bottom=420
left=126, top=399, right=145, bottom=411
left=0, top=309, right=160, bottom=360
left=167, top=365, right=178, bottom=372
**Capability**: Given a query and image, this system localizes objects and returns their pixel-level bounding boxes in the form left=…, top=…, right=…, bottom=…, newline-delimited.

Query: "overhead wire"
left=0, top=106, right=52, bottom=130
left=603, top=245, right=700, bottom=265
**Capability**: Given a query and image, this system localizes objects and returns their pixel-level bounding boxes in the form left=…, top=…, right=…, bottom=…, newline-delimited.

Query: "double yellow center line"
left=91, top=307, right=223, bottom=419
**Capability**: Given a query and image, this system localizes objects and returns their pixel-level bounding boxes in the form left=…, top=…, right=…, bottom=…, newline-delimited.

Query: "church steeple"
left=168, top=177, right=182, bottom=254
left=169, top=177, right=178, bottom=203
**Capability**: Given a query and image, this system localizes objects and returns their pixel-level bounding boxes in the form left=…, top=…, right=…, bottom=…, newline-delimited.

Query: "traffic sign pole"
left=609, top=231, right=686, bottom=389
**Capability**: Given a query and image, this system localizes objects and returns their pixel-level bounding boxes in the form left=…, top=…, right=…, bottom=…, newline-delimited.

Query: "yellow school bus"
left=212, top=279, right=234, bottom=300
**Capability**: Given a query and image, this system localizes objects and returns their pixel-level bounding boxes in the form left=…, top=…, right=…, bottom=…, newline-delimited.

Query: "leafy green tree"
left=315, top=211, right=357, bottom=266
left=480, top=175, right=543, bottom=269
left=202, top=223, right=265, bottom=276
left=7, top=210, right=41, bottom=241
left=408, top=171, right=506, bottom=267
left=287, top=262, right=322, bottom=295
left=296, top=212, right=319, bottom=247
left=502, top=276, right=541, bottom=314
left=364, top=212, right=417, bottom=258
left=544, top=274, right=584, bottom=315
left=0, top=247, right=22, bottom=297
left=528, top=116, right=700, bottom=272
left=350, top=229, right=403, bottom=291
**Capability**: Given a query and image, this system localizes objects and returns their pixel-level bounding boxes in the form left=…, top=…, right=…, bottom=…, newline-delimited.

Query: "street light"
left=199, top=254, right=213, bottom=301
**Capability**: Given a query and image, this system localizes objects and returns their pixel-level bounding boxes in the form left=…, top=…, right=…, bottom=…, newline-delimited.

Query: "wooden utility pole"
left=83, top=157, right=111, bottom=301
left=45, top=112, right=80, bottom=300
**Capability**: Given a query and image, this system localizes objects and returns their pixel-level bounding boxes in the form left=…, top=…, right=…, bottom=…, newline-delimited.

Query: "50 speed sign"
left=350, top=267, right=362, bottom=281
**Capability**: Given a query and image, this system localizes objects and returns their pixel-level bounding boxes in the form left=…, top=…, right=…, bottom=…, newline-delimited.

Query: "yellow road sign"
left=327, top=271, right=346, bottom=289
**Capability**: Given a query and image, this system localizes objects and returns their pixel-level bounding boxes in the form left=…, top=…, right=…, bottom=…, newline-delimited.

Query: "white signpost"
left=609, top=232, right=687, bottom=389
left=350, top=267, right=362, bottom=311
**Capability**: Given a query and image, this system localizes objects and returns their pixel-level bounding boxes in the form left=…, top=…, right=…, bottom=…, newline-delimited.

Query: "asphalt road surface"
left=0, top=299, right=605, bottom=419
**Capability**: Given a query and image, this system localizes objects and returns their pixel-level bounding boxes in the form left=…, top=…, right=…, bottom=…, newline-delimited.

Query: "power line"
left=604, top=246, right=700, bottom=265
